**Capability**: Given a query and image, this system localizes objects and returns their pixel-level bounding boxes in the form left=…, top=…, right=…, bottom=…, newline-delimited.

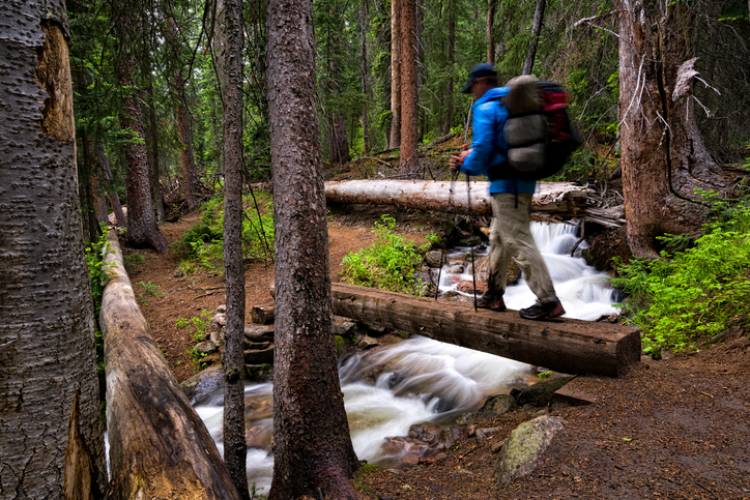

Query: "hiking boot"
left=519, top=300, right=565, bottom=321
left=476, top=292, right=507, bottom=312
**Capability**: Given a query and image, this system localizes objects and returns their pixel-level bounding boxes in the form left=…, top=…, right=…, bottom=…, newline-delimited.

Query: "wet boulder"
left=181, top=365, right=224, bottom=404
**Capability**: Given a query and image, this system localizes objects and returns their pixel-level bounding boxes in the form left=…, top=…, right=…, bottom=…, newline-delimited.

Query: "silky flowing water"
left=195, top=221, right=620, bottom=493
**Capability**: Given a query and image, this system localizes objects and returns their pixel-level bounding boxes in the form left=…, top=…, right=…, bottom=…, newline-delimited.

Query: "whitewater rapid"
left=195, top=221, right=619, bottom=493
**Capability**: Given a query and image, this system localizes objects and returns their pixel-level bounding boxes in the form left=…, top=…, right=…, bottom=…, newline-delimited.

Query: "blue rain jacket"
left=460, top=87, right=536, bottom=195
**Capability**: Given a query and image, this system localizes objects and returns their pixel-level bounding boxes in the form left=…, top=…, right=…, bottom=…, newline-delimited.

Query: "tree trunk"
left=360, top=0, right=372, bottom=153
left=324, top=180, right=591, bottom=217
left=389, top=0, right=401, bottom=148
left=164, top=13, right=201, bottom=210
left=215, top=0, right=249, bottom=497
left=96, top=141, right=127, bottom=227
left=331, top=284, right=641, bottom=377
left=487, top=0, right=497, bottom=64
left=399, top=0, right=419, bottom=174
left=267, top=1, right=360, bottom=498
left=0, top=5, right=105, bottom=497
left=144, top=74, right=165, bottom=221
left=100, top=231, right=241, bottom=499
left=79, top=131, right=102, bottom=243
left=113, top=7, right=168, bottom=253
left=617, top=1, right=730, bottom=257
left=522, top=0, right=546, bottom=75
left=441, top=0, right=456, bottom=134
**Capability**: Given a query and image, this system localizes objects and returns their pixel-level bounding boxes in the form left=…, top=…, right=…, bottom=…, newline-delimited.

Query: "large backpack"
left=489, top=75, right=582, bottom=181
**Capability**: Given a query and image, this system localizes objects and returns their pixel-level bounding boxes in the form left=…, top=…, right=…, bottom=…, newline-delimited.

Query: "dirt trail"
left=124, top=211, right=422, bottom=381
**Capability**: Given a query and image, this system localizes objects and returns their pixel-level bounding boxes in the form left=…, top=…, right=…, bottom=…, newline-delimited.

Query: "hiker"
left=449, top=63, right=565, bottom=321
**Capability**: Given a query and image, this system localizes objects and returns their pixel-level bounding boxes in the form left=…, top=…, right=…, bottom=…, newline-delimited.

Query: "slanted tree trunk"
left=96, top=141, right=126, bottom=227
left=0, top=4, right=105, bottom=496
left=487, top=0, right=497, bottom=64
left=113, top=6, right=167, bottom=252
left=389, top=0, right=401, bottom=148
left=215, top=0, right=249, bottom=497
left=522, top=0, right=546, bottom=75
left=617, top=1, right=731, bottom=257
left=399, top=0, right=419, bottom=174
left=100, top=231, right=241, bottom=499
left=441, top=0, right=456, bottom=134
left=267, top=0, right=359, bottom=498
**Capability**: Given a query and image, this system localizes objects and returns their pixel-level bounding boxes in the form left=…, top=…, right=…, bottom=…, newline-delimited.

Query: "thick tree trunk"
left=325, top=180, right=591, bottom=217
left=522, top=0, right=546, bottom=75
left=96, top=141, right=127, bottom=227
left=487, top=0, right=497, bottom=64
left=113, top=8, right=168, bottom=253
left=100, top=231, right=241, bottom=499
left=331, top=284, right=641, bottom=377
left=267, top=1, right=359, bottom=498
left=389, top=0, right=401, bottom=148
left=399, top=0, right=419, bottom=174
left=0, top=5, right=105, bottom=496
left=215, top=0, right=249, bottom=497
left=617, top=1, right=730, bottom=257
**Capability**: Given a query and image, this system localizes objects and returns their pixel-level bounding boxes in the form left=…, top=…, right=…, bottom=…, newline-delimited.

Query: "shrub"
left=175, top=193, right=274, bottom=272
left=176, top=309, right=212, bottom=342
left=614, top=198, right=750, bottom=356
left=341, top=215, right=429, bottom=295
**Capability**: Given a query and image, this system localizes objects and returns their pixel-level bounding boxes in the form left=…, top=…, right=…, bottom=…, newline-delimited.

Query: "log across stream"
left=195, top=220, right=632, bottom=494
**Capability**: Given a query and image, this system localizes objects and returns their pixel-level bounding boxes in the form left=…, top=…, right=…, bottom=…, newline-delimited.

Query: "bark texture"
left=389, top=0, right=401, bottom=148
left=100, top=231, right=240, bottom=500
left=215, top=0, right=249, bottom=497
left=617, top=1, right=731, bottom=257
left=267, top=1, right=359, bottom=498
left=113, top=5, right=167, bottom=252
left=332, top=284, right=641, bottom=377
left=0, top=4, right=105, bottom=497
left=399, top=0, right=419, bottom=174
left=522, top=0, right=546, bottom=75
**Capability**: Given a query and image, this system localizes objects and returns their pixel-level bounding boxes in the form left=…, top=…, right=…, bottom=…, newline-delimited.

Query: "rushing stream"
left=194, top=221, right=619, bottom=493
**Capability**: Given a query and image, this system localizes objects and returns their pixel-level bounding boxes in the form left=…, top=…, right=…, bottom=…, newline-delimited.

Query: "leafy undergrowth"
left=174, top=192, right=274, bottom=274
left=614, top=197, right=750, bottom=357
left=341, top=215, right=436, bottom=295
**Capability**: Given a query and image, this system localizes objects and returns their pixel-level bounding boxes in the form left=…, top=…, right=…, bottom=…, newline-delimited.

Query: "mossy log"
left=100, top=230, right=240, bottom=499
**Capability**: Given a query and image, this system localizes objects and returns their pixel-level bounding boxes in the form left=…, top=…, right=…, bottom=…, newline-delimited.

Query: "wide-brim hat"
left=461, top=63, right=498, bottom=93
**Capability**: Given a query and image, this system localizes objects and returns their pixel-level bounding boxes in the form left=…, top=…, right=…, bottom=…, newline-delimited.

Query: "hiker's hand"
left=450, top=149, right=471, bottom=171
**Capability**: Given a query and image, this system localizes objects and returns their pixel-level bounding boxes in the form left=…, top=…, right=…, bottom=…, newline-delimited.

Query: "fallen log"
left=331, top=283, right=640, bottom=376
left=324, top=180, right=591, bottom=217
left=100, top=230, right=240, bottom=499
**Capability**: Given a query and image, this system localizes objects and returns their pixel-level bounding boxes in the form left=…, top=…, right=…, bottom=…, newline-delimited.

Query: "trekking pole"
left=434, top=170, right=459, bottom=301
left=466, top=173, right=478, bottom=312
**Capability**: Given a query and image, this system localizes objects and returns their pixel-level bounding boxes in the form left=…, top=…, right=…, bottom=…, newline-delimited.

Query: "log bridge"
left=331, top=283, right=640, bottom=377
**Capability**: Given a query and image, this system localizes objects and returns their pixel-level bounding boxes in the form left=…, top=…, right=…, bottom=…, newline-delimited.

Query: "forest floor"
left=127, top=209, right=750, bottom=499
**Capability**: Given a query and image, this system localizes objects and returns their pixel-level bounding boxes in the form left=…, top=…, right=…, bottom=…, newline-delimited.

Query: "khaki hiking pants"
left=488, top=193, right=558, bottom=304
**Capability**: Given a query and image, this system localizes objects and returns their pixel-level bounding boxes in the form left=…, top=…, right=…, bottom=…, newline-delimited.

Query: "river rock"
left=244, top=346, right=274, bottom=365
left=481, top=394, right=517, bottom=416
left=212, top=312, right=226, bottom=327
left=495, top=415, right=564, bottom=486
left=194, top=340, right=218, bottom=355
left=181, top=365, right=224, bottom=404
left=209, top=325, right=224, bottom=345
left=216, top=304, right=227, bottom=314
left=424, top=250, right=444, bottom=268
left=357, top=334, right=380, bottom=349
left=250, top=305, right=275, bottom=325
left=332, top=316, right=357, bottom=337
left=245, top=324, right=274, bottom=342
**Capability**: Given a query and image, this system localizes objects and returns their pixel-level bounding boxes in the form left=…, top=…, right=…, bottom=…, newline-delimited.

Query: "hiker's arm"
left=461, top=105, right=494, bottom=176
